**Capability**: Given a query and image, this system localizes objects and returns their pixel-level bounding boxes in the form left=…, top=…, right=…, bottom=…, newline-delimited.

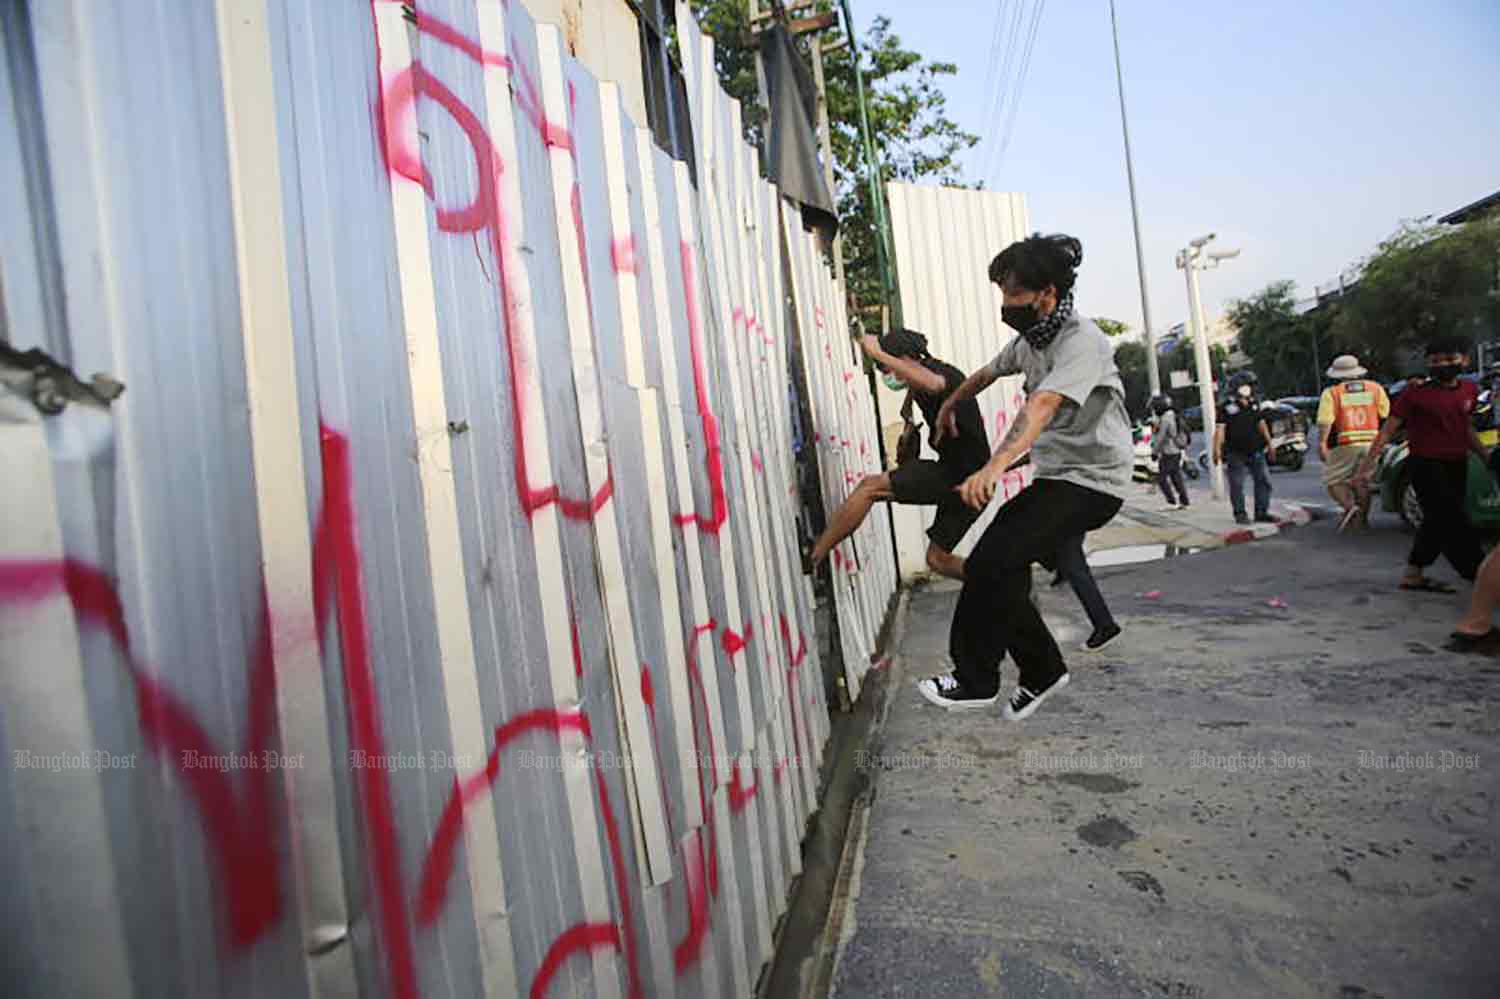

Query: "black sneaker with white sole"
left=916, top=673, right=998, bottom=711
left=1002, top=671, right=1070, bottom=721
left=1081, top=622, right=1122, bottom=653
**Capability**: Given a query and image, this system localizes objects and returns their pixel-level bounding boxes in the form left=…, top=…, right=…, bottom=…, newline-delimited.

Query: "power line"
left=989, top=0, right=1046, bottom=182
left=978, top=0, right=1009, bottom=153
left=980, top=0, right=1028, bottom=183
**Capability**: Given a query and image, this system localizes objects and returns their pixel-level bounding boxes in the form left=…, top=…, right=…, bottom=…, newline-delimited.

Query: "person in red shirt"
left=1356, top=337, right=1490, bottom=592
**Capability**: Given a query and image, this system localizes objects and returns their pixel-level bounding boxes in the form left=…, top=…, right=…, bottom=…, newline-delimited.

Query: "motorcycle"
left=1261, top=401, right=1309, bottom=471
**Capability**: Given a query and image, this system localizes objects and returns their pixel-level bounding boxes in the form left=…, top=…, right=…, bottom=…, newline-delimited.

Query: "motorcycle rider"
left=1214, top=371, right=1277, bottom=525
left=1150, top=394, right=1190, bottom=509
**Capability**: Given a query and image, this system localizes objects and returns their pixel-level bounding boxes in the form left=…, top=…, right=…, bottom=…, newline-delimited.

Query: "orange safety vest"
left=1328, top=380, right=1382, bottom=446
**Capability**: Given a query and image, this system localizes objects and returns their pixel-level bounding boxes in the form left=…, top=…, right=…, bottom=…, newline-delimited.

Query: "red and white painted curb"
left=1220, top=502, right=1315, bottom=546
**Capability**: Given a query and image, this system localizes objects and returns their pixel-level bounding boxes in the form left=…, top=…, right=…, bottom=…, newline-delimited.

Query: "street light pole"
left=1110, top=0, right=1159, bottom=395
left=1179, top=234, right=1239, bottom=501
left=1182, top=248, right=1223, bottom=500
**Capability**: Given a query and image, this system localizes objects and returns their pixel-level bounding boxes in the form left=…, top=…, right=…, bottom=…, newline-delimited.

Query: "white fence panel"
left=885, top=181, right=1033, bottom=578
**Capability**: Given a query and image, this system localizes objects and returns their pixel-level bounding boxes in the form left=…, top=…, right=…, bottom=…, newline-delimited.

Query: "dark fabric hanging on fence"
left=759, top=23, right=838, bottom=239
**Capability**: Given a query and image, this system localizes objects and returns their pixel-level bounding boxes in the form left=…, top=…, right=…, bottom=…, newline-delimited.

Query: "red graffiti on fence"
left=316, top=424, right=421, bottom=998
left=375, top=3, right=610, bottom=523
left=779, top=613, right=809, bottom=779
left=0, top=422, right=426, bottom=997
left=670, top=614, right=744, bottom=974
left=728, top=756, right=759, bottom=814
left=414, top=706, right=642, bottom=999
left=672, top=243, right=729, bottom=535
left=721, top=621, right=752, bottom=659
left=0, top=561, right=282, bottom=950
left=611, top=236, right=639, bottom=275
left=640, top=663, right=678, bottom=843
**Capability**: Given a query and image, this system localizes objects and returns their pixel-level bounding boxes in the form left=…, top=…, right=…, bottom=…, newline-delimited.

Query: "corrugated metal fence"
left=0, top=1, right=895, bottom=996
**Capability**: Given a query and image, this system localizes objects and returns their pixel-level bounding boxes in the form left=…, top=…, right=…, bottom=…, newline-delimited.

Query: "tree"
left=686, top=2, right=978, bottom=325
left=1332, top=212, right=1500, bottom=376
left=1113, top=340, right=1151, bottom=421
left=1227, top=281, right=1335, bottom=399
left=1095, top=317, right=1129, bottom=337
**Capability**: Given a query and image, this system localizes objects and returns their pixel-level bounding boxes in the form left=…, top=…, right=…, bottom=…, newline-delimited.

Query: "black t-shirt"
left=1217, top=397, right=1267, bottom=455
left=910, top=359, right=990, bottom=476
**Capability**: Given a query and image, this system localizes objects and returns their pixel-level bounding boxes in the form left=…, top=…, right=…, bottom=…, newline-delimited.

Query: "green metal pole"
left=837, top=0, right=899, bottom=329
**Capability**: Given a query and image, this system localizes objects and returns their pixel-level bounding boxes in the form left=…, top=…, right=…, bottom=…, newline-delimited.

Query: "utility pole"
left=1110, top=0, right=1159, bottom=396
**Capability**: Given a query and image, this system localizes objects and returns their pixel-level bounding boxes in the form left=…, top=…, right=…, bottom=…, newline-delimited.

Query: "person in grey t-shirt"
left=915, top=234, right=1132, bottom=721
left=1150, top=394, right=1190, bottom=509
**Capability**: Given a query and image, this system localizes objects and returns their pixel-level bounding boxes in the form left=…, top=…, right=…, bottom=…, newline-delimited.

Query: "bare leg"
left=1354, top=481, right=1373, bottom=528
left=1326, top=482, right=1355, bottom=515
left=925, top=542, right=965, bottom=581
left=1455, top=548, right=1500, bottom=636
left=811, top=474, right=892, bottom=566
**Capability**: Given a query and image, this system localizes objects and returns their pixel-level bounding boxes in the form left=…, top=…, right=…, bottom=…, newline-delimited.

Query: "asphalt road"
left=833, top=514, right=1497, bottom=998
left=1169, top=447, right=1381, bottom=520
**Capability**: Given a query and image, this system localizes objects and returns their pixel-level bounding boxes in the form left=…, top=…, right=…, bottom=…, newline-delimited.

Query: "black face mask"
left=1002, top=304, right=1041, bottom=332
left=1429, top=363, right=1463, bottom=383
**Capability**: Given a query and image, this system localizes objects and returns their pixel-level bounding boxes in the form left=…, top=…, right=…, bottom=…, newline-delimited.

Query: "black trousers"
left=1157, top=452, right=1188, bottom=505
left=952, top=479, right=1123, bottom=695
left=1056, top=533, right=1115, bottom=633
left=1409, top=456, right=1483, bottom=580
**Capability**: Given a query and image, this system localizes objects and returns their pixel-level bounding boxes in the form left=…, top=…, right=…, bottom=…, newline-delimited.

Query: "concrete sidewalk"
left=1086, top=479, right=1318, bottom=564
left=830, top=517, right=1499, bottom=998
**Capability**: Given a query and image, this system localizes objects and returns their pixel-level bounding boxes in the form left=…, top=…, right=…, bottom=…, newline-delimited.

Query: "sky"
left=849, top=0, right=1500, bottom=336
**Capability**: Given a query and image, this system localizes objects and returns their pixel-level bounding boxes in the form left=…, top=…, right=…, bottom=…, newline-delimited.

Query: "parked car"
left=1275, top=396, right=1321, bottom=422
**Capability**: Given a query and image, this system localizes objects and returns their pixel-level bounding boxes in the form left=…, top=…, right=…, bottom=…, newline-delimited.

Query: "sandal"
left=1400, top=578, right=1456, bottom=594
left=1446, top=628, right=1500, bottom=653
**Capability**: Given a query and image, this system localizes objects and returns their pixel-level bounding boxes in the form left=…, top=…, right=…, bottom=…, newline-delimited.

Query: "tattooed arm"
left=957, top=390, right=1065, bottom=509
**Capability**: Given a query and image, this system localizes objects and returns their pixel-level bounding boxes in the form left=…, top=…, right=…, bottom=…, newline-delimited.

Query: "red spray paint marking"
left=779, top=614, right=809, bottom=776
left=533, top=923, right=621, bottom=999
left=640, top=664, right=678, bottom=843
left=672, top=243, right=728, bottom=535
left=773, top=757, right=789, bottom=785
left=0, top=560, right=283, bottom=951
left=610, top=236, right=639, bottom=275
left=410, top=5, right=510, bottom=69
left=415, top=706, right=643, bottom=999
left=673, top=828, right=711, bottom=973
left=751, top=451, right=764, bottom=475
left=319, top=426, right=421, bottom=999
left=671, top=621, right=724, bottom=973
left=727, top=756, right=759, bottom=814
left=375, top=13, right=607, bottom=522
left=681, top=619, right=721, bottom=899
left=415, top=707, right=584, bottom=917
left=721, top=621, right=752, bottom=659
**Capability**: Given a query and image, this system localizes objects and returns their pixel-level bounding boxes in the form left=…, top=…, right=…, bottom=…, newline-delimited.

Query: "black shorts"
left=887, top=460, right=982, bottom=552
